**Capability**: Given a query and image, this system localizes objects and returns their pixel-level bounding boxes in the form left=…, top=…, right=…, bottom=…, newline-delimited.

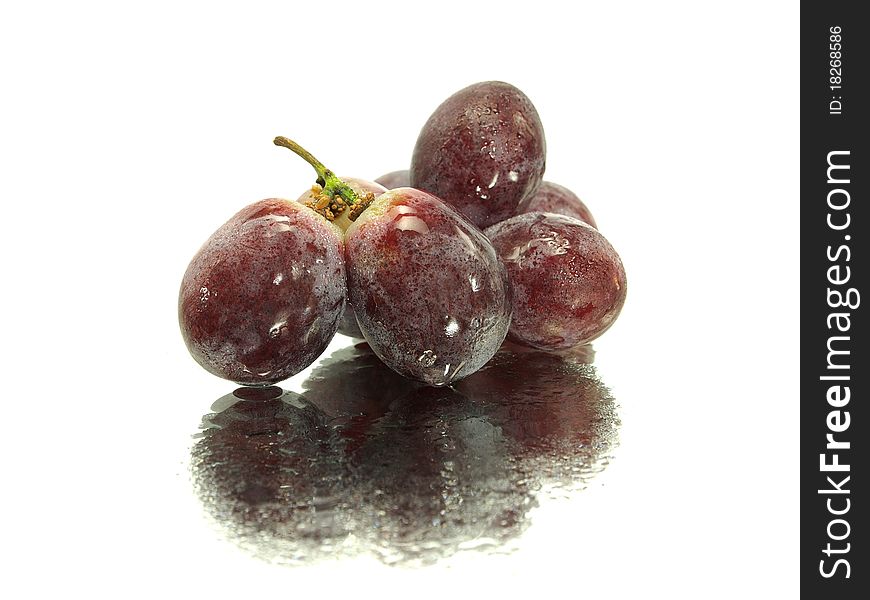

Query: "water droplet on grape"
left=418, top=350, right=437, bottom=367
left=394, top=216, right=430, bottom=235
left=272, top=273, right=284, bottom=285
left=502, top=244, right=526, bottom=264
left=447, top=360, right=467, bottom=382
left=444, top=317, right=460, bottom=337
left=453, top=226, right=482, bottom=256
left=302, top=317, right=322, bottom=345
left=508, top=170, right=519, bottom=182
left=544, top=231, right=571, bottom=255
left=266, top=215, right=293, bottom=233
left=488, top=173, right=499, bottom=189
left=386, top=204, right=415, bottom=220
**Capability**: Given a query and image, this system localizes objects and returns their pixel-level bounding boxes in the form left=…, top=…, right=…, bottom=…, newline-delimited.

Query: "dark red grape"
left=179, top=199, right=346, bottom=385
left=345, top=188, right=511, bottom=386
left=410, top=81, right=546, bottom=229
left=515, top=181, right=597, bottom=228
left=374, top=169, right=410, bottom=189
left=484, top=212, right=626, bottom=350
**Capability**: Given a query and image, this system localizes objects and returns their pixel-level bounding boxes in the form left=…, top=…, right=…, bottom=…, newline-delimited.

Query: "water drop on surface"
left=394, top=215, right=430, bottom=235
left=418, top=350, right=437, bottom=367
left=444, top=317, right=460, bottom=337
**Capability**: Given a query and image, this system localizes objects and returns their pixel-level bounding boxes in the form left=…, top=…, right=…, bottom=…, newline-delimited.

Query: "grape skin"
left=345, top=188, right=512, bottom=386
left=515, top=181, right=597, bottom=228
left=178, top=199, right=346, bottom=384
left=410, top=81, right=546, bottom=229
left=374, top=169, right=410, bottom=189
left=485, top=212, right=626, bottom=350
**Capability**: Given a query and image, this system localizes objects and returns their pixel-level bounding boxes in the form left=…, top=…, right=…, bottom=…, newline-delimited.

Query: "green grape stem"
left=273, top=136, right=362, bottom=208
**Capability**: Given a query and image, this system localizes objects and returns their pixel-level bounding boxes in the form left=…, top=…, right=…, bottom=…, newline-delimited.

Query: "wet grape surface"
left=190, top=344, right=618, bottom=566
left=345, top=188, right=511, bottom=386
left=515, top=181, right=597, bottom=228
left=178, top=200, right=346, bottom=385
left=374, top=169, right=411, bottom=189
left=410, top=81, right=546, bottom=229
left=485, top=212, right=627, bottom=350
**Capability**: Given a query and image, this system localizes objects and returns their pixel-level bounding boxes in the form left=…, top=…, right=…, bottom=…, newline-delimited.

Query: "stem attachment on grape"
left=273, top=136, right=375, bottom=222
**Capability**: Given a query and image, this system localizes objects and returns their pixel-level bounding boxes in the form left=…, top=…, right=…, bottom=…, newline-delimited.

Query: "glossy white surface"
left=1, top=1, right=798, bottom=597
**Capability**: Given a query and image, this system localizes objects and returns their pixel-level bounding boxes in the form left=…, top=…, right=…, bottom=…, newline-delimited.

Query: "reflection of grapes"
left=178, top=200, right=346, bottom=385
left=374, top=169, right=410, bottom=189
left=499, top=339, right=596, bottom=364
left=190, top=347, right=618, bottom=566
left=301, top=343, right=416, bottom=440
left=410, top=81, right=546, bottom=228
left=515, top=181, right=597, bottom=228
left=485, top=212, right=627, bottom=350
left=191, top=389, right=352, bottom=554
left=457, top=350, right=616, bottom=458
left=345, top=188, right=511, bottom=385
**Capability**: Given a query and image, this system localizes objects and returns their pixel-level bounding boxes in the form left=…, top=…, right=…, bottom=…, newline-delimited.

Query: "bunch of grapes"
left=179, top=81, right=627, bottom=388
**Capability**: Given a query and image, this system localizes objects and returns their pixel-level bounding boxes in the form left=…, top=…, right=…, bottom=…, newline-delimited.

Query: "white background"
left=1, top=1, right=799, bottom=597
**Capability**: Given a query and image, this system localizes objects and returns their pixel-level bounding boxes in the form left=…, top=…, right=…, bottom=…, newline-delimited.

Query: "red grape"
left=485, top=212, right=626, bottom=350
left=178, top=199, right=346, bottom=384
left=374, top=169, right=410, bottom=189
left=345, top=188, right=512, bottom=385
left=410, top=81, right=546, bottom=229
left=515, top=181, right=597, bottom=228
